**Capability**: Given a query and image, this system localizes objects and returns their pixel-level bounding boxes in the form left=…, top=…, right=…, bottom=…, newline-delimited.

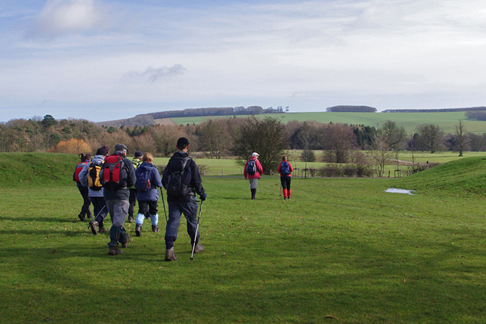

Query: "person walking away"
left=79, top=147, right=109, bottom=234
left=277, top=155, right=294, bottom=200
left=244, top=152, right=263, bottom=200
left=128, top=151, right=143, bottom=223
left=73, top=153, right=92, bottom=221
left=162, top=137, right=206, bottom=261
left=134, top=152, right=162, bottom=236
left=100, top=144, right=136, bottom=255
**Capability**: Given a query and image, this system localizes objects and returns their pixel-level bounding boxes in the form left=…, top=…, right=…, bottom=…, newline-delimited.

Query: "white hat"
left=252, top=152, right=259, bottom=157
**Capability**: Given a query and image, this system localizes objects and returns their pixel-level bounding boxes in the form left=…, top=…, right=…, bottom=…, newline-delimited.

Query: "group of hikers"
left=73, top=137, right=293, bottom=259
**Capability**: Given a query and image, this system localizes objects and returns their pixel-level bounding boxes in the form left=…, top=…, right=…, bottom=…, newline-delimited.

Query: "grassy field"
left=165, top=111, right=486, bottom=134
left=2, top=153, right=486, bottom=323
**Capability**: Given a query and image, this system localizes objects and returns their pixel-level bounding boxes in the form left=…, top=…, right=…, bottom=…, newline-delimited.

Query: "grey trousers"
left=106, top=199, right=129, bottom=227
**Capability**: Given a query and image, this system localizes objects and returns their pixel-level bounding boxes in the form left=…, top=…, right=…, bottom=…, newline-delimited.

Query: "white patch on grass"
left=385, top=188, right=415, bottom=195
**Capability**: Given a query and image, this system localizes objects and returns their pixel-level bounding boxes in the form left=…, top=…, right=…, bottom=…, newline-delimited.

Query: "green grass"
left=166, top=111, right=486, bottom=134
left=2, top=154, right=486, bottom=323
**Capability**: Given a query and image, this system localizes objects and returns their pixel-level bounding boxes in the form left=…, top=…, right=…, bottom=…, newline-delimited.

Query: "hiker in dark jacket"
left=277, top=155, right=294, bottom=200
left=99, top=143, right=136, bottom=255
left=79, top=147, right=109, bottom=234
left=161, top=137, right=206, bottom=261
left=73, top=153, right=92, bottom=221
left=244, top=152, right=263, bottom=200
left=135, top=152, right=163, bottom=236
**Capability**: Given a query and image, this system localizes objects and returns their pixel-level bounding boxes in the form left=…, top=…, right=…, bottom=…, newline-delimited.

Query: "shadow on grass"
left=0, top=216, right=83, bottom=223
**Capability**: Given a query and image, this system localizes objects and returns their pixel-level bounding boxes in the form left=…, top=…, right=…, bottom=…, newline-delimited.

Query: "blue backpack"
left=135, top=167, right=151, bottom=192
left=246, top=159, right=257, bottom=175
left=280, top=161, right=290, bottom=176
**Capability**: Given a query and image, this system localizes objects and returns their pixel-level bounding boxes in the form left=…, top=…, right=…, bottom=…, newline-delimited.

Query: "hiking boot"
left=108, top=245, right=122, bottom=255
left=135, top=225, right=142, bottom=237
left=165, top=247, right=177, bottom=261
left=87, top=213, right=93, bottom=219
left=99, top=225, right=107, bottom=233
left=89, top=220, right=98, bottom=235
left=128, top=216, right=135, bottom=223
left=121, top=234, right=131, bottom=248
left=152, top=225, right=159, bottom=233
left=78, top=213, right=85, bottom=222
left=193, top=244, right=204, bottom=254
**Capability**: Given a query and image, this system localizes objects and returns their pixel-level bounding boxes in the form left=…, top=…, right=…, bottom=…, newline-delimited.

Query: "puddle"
left=385, top=188, right=415, bottom=195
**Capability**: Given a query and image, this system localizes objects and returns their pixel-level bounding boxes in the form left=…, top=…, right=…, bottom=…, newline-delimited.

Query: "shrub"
left=301, top=150, right=316, bottom=162
left=319, top=164, right=342, bottom=177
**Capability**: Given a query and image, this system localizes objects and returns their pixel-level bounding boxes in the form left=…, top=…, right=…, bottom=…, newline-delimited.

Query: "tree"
left=324, top=123, right=357, bottom=163
left=455, top=120, right=468, bottom=157
left=232, top=116, right=288, bottom=174
left=378, top=120, right=405, bottom=150
left=415, top=124, right=444, bottom=153
left=48, top=139, right=92, bottom=154
left=197, top=119, right=231, bottom=159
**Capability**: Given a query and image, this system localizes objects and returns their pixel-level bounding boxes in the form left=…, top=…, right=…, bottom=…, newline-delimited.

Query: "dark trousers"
left=128, top=188, right=137, bottom=217
left=165, top=198, right=199, bottom=249
left=91, top=196, right=109, bottom=224
left=78, top=186, right=91, bottom=217
left=138, top=200, right=158, bottom=216
left=280, top=176, right=291, bottom=190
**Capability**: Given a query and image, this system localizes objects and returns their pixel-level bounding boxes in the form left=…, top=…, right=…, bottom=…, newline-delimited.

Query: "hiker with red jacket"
left=99, top=144, right=136, bottom=255
left=277, top=155, right=294, bottom=200
left=244, top=152, right=263, bottom=200
left=73, top=153, right=92, bottom=221
left=135, top=152, right=162, bottom=236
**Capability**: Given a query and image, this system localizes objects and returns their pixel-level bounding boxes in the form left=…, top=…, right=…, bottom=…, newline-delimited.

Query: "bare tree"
left=324, top=123, right=357, bottom=163
left=455, top=120, right=468, bottom=157
left=232, top=116, right=288, bottom=174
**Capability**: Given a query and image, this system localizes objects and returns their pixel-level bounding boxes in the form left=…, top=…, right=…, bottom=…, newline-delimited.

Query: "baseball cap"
left=252, top=152, right=259, bottom=157
left=114, top=143, right=128, bottom=152
left=177, top=137, right=190, bottom=148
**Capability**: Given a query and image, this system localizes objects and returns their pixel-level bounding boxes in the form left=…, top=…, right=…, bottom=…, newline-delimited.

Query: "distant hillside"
left=97, top=114, right=156, bottom=127
left=326, top=105, right=377, bottom=112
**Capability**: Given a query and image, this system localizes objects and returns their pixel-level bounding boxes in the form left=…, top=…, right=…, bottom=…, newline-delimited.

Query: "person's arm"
left=277, top=162, right=281, bottom=174
left=154, top=167, right=162, bottom=188
left=243, top=160, right=248, bottom=179
left=78, top=163, right=89, bottom=187
left=125, top=159, right=136, bottom=188
left=191, top=161, right=205, bottom=196
left=289, top=162, right=294, bottom=173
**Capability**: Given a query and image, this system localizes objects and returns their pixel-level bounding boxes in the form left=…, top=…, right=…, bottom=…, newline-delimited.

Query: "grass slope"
left=166, top=111, right=486, bottom=134
left=1, top=154, right=486, bottom=323
left=395, top=156, right=486, bottom=196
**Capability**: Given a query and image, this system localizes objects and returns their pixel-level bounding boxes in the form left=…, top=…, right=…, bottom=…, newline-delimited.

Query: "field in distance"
left=161, top=111, right=486, bottom=134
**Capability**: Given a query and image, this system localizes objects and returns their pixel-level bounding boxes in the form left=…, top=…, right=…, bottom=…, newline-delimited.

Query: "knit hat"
left=96, top=147, right=107, bottom=156
left=134, top=151, right=143, bottom=158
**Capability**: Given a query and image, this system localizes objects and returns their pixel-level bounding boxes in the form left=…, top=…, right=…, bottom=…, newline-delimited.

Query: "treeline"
left=142, top=106, right=284, bottom=119
left=326, top=105, right=377, bottom=112
left=2, top=115, right=484, bottom=160
left=383, top=107, right=486, bottom=113
left=465, top=111, right=486, bottom=121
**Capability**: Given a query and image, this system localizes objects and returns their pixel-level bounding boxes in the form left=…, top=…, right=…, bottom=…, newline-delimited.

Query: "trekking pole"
left=190, top=201, right=204, bottom=261
left=160, top=188, right=168, bottom=223
left=87, top=205, right=106, bottom=230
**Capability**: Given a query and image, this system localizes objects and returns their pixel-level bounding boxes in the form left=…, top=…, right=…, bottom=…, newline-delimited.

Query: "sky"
left=2, top=0, right=486, bottom=123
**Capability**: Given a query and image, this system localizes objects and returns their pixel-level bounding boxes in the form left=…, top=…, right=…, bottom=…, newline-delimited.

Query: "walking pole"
left=160, top=188, right=168, bottom=223
left=87, top=205, right=106, bottom=230
left=190, top=201, right=204, bottom=261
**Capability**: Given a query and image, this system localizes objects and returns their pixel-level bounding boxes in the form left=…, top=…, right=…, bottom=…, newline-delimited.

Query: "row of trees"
left=1, top=115, right=484, bottom=174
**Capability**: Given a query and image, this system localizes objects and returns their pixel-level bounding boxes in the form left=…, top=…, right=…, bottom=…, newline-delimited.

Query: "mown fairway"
left=1, top=154, right=486, bottom=323
left=167, top=111, right=486, bottom=134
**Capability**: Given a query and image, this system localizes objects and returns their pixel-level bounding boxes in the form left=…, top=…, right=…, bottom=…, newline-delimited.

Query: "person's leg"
left=108, top=200, right=130, bottom=255
left=128, top=188, right=137, bottom=223
left=135, top=201, right=148, bottom=236
left=281, top=177, right=288, bottom=199
left=181, top=198, right=203, bottom=253
left=149, top=201, right=159, bottom=232
left=250, top=179, right=258, bottom=200
left=78, top=186, right=91, bottom=221
left=164, top=202, right=182, bottom=261
left=89, top=197, right=106, bottom=235
left=287, top=177, right=292, bottom=198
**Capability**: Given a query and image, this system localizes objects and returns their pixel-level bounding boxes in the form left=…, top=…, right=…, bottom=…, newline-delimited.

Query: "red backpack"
left=102, top=155, right=126, bottom=190
left=73, top=161, right=88, bottom=183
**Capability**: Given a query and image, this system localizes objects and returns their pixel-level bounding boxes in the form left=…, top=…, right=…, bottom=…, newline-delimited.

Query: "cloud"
left=25, top=0, right=118, bottom=39
left=124, top=65, right=187, bottom=83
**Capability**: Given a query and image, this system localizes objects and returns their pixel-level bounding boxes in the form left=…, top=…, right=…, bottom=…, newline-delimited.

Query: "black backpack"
left=165, top=156, right=191, bottom=197
left=246, top=159, right=257, bottom=175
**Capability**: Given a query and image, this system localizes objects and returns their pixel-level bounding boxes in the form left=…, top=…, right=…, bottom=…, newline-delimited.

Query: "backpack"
left=102, top=155, right=126, bottom=191
left=135, top=167, right=151, bottom=192
left=280, top=161, right=290, bottom=176
left=88, top=160, right=104, bottom=191
left=165, top=156, right=191, bottom=197
left=73, top=162, right=88, bottom=183
left=246, top=159, right=257, bottom=175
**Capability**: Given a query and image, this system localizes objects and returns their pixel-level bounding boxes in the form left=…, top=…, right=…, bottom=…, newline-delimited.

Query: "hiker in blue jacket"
left=135, top=152, right=162, bottom=236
